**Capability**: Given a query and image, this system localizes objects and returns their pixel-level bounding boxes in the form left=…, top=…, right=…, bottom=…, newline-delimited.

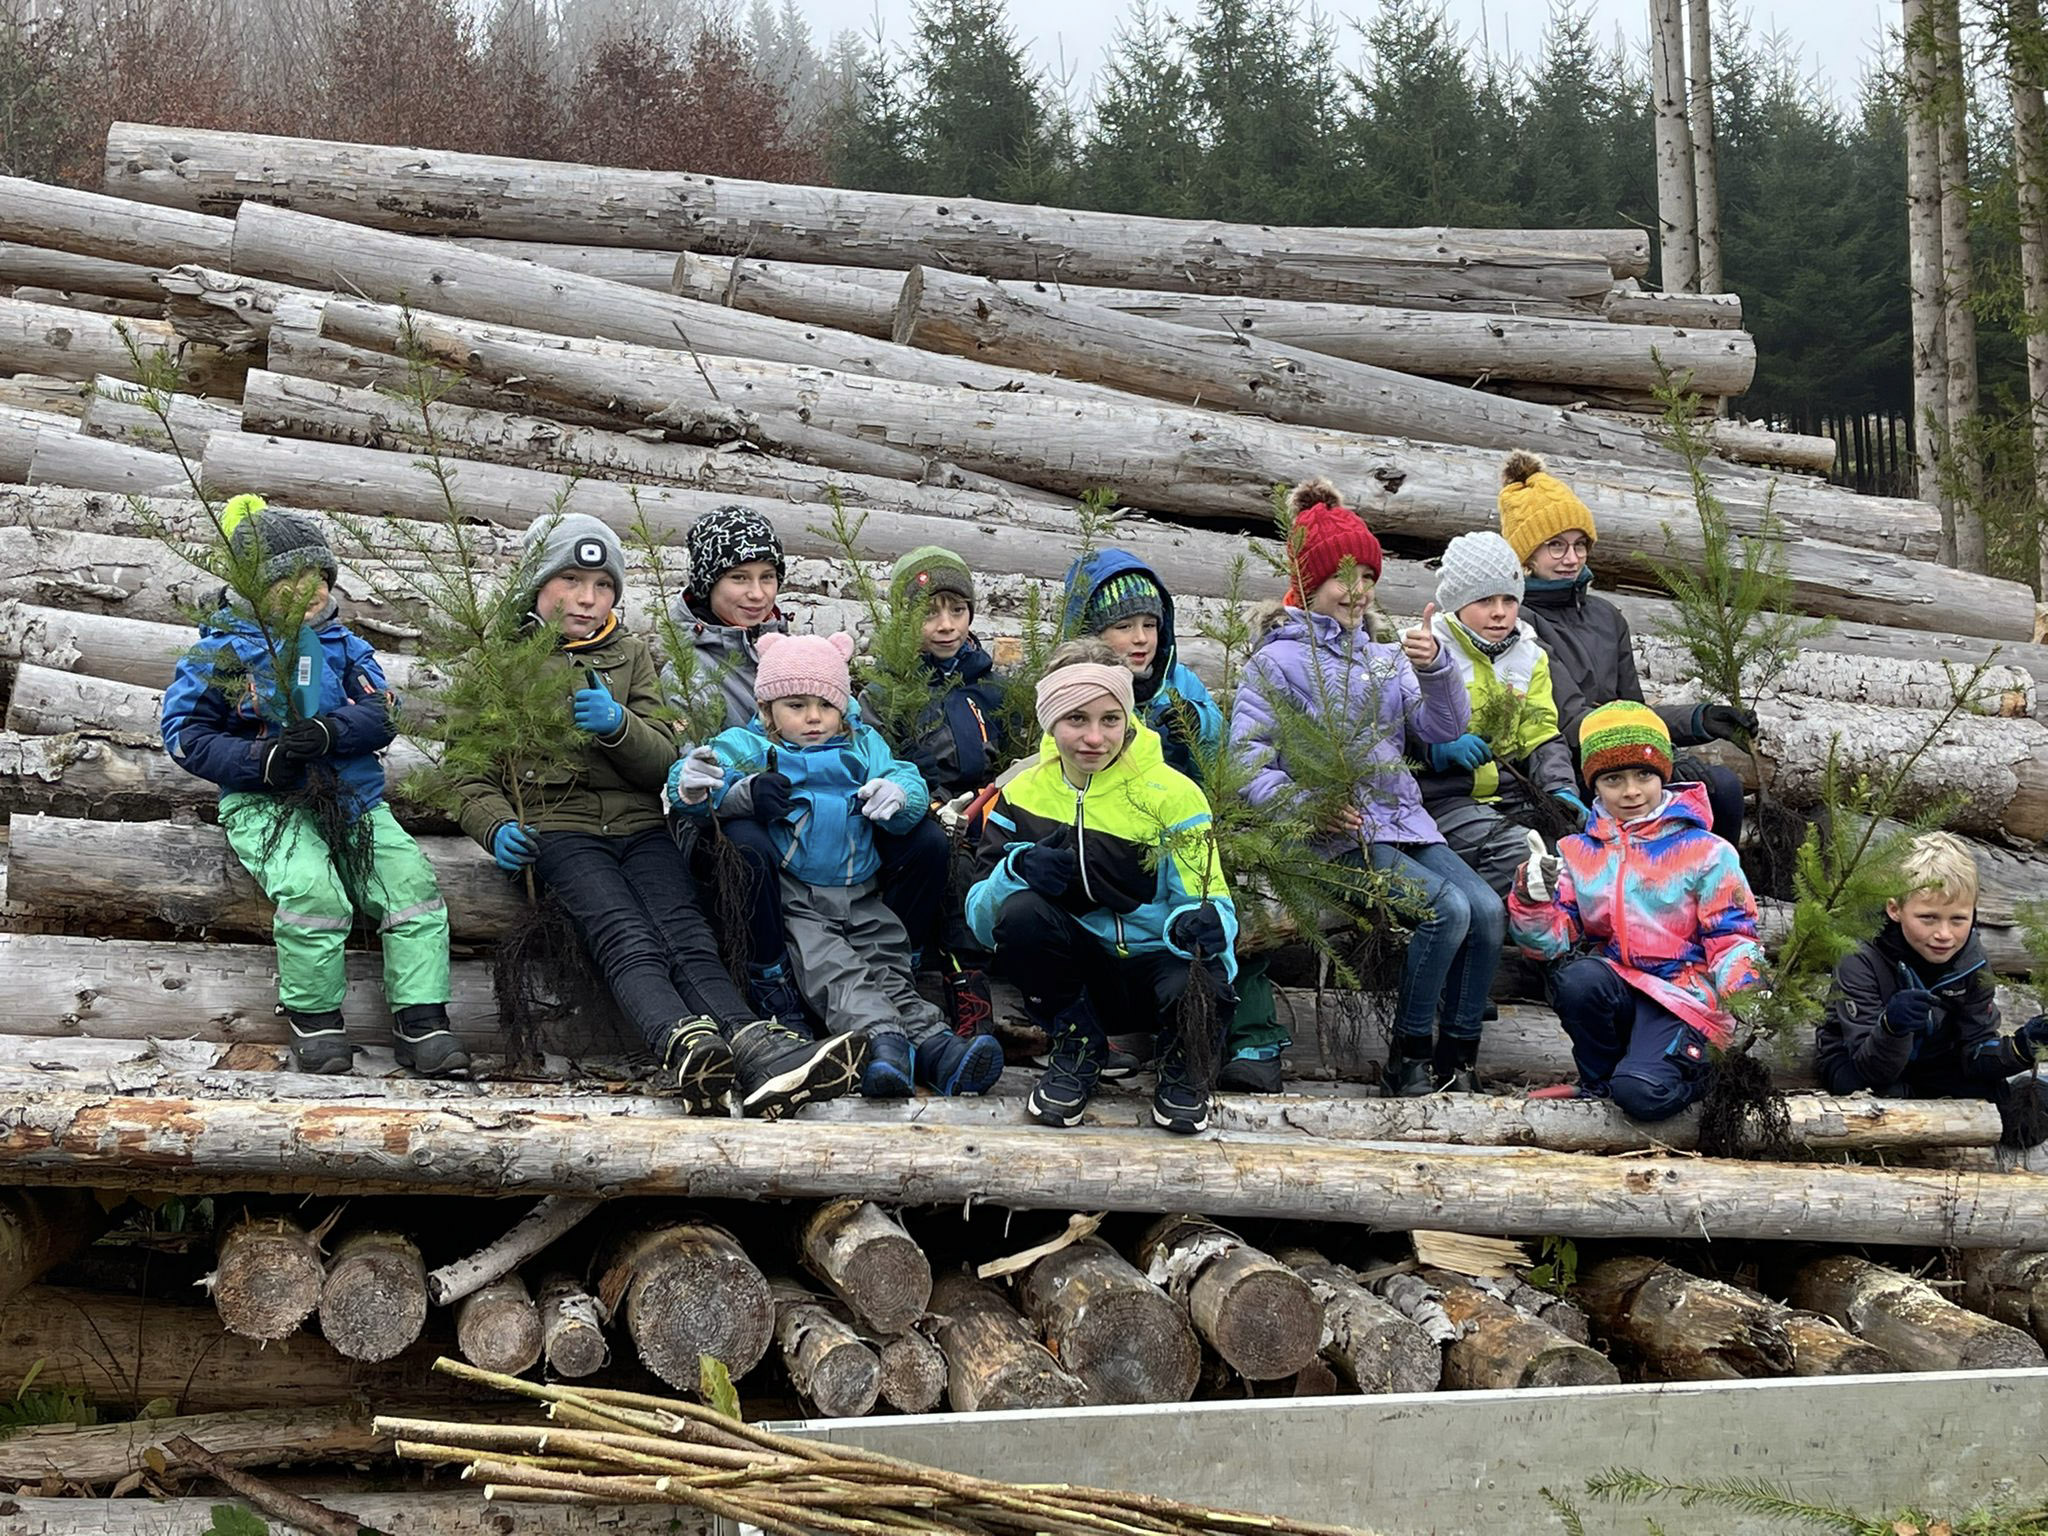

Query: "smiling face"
left=535, top=570, right=617, bottom=640
left=1050, top=695, right=1128, bottom=782
left=1527, top=530, right=1592, bottom=582
left=1100, top=615, right=1159, bottom=675
left=1888, top=889, right=1975, bottom=968
left=921, top=593, right=972, bottom=659
left=1307, top=569, right=1374, bottom=629
left=764, top=693, right=844, bottom=746
left=268, top=570, right=333, bottom=624
left=708, top=559, right=779, bottom=628
left=1456, top=593, right=1521, bottom=644
left=1592, top=766, right=1664, bottom=822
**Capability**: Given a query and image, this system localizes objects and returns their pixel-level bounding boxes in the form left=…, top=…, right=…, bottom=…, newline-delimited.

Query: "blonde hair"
left=1898, top=831, right=1979, bottom=906
left=1046, top=636, right=1118, bottom=670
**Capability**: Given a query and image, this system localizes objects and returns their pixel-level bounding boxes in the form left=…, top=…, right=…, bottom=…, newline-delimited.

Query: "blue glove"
left=1012, top=844, right=1077, bottom=898
left=1426, top=733, right=1492, bottom=773
left=1551, top=788, right=1590, bottom=826
left=492, top=822, right=538, bottom=873
left=1169, top=902, right=1227, bottom=958
left=747, top=771, right=794, bottom=825
left=572, top=677, right=626, bottom=737
left=1881, top=988, right=1939, bottom=1038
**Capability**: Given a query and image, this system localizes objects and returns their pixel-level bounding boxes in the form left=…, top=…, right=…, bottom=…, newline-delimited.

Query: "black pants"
left=713, top=813, right=951, bottom=968
left=536, top=827, right=754, bottom=1050
left=990, top=889, right=1233, bottom=1034
left=1822, top=1054, right=2048, bottom=1149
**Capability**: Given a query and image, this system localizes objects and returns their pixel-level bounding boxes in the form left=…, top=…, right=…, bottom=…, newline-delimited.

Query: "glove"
left=1550, top=788, right=1590, bottom=826
left=856, top=778, right=909, bottom=823
left=747, top=771, right=794, bottom=825
left=2014, top=1014, right=2048, bottom=1061
left=666, top=746, right=726, bottom=812
left=492, top=822, right=538, bottom=873
left=278, top=716, right=334, bottom=761
left=1697, top=704, right=1759, bottom=743
left=1881, top=988, right=1940, bottom=1038
left=572, top=680, right=626, bottom=737
left=1517, top=829, right=1562, bottom=904
left=1426, top=733, right=1492, bottom=773
left=1169, top=902, right=1227, bottom=958
left=1012, top=844, right=1077, bottom=898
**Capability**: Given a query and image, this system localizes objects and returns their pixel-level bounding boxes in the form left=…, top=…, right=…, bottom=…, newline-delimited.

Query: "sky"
left=794, top=0, right=1894, bottom=108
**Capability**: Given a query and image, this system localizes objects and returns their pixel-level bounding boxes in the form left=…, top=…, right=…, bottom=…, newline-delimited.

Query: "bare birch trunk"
left=1650, top=0, right=1700, bottom=291
left=1935, top=0, right=1987, bottom=570
left=1686, top=0, right=1724, bottom=296
left=2012, top=0, right=2048, bottom=598
left=1906, top=0, right=1954, bottom=542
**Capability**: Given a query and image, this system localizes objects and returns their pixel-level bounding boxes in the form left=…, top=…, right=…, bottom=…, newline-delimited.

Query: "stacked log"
left=1790, top=1256, right=2047, bottom=1370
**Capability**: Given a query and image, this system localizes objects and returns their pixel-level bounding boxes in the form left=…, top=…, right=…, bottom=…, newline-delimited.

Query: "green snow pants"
left=220, top=794, right=452, bottom=1015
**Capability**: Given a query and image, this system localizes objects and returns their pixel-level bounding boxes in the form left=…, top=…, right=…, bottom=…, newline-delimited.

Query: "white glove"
left=668, top=746, right=725, bottom=810
left=857, top=778, right=909, bottom=823
left=936, top=790, right=976, bottom=833
left=1518, top=828, right=1562, bottom=904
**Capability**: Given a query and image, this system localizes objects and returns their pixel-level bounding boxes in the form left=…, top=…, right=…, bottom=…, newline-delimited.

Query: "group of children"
left=160, top=464, right=2048, bottom=1144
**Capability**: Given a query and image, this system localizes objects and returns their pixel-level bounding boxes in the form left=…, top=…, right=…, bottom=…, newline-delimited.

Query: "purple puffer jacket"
left=1230, top=608, right=1469, bottom=851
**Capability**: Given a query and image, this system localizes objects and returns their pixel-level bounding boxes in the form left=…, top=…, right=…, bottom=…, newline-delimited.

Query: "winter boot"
left=861, top=1032, right=915, bottom=1099
left=392, top=1003, right=469, bottom=1078
left=1152, top=1033, right=1216, bottom=1136
left=915, top=1032, right=1004, bottom=1096
left=1216, top=1045, right=1284, bottom=1094
left=1383, top=1032, right=1436, bottom=1098
left=1026, top=999, right=1106, bottom=1128
left=746, top=959, right=814, bottom=1039
left=287, top=1009, right=353, bottom=1076
left=942, top=958, right=996, bottom=1039
left=1433, top=1034, right=1481, bottom=1094
left=660, top=1017, right=737, bottom=1114
left=730, top=1019, right=862, bottom=1118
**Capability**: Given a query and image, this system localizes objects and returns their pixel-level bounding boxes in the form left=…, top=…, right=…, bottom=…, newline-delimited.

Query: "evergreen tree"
left=1340, top=0, right=1506, bottom=224
left=825, top=25, right=922, bottom=192
left=903, top=0, right=1061, bottom=198
left=1077, top=1, right=1200, bottom=214
left=1179, top=0, right=1342, bottom=222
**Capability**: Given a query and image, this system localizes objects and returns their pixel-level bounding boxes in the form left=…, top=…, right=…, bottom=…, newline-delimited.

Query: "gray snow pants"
left=781, top=874, right=948, bottom=1045
left=1430, top=795, right=1529, bottom=899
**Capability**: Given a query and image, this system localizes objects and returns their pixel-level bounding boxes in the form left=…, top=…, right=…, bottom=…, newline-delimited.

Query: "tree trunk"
left=318, top=1229, right=429, bottom=1363
left=769, top=1277, right=883, bottom=1418
left=1276, top=1248, right=1441, bottom=1395
left=26, top=430, right=187, bottom=495
left=893, top=265, right=1691, bottom=468
left=1934, top=0, right=1986, bottom=571
left=1602, top=283, right=1743, bottom=327
left=0, top=1405, right=377, bottom=1486
left=0, top=295, right=242, bottom=398
left=1134, top=1215, right=1320, bottom=1381
left=6, top=663, right=168, bottom=735
left=1016, top=1236, right=1200, bottom=1405
left=678, top=251, right=1757, bottom=394
left=9, top=1493, right=686, bottom=1534
left=595, top=1222, right=775, bottom=1388
left=927, top=1269, right=1087, bottom=1412
left=1575, top=1256, right=1793, bottom=1380
left=1635, top=634, right=2037, bottom=715
left=1959, top=1247, right=2048, bottom=1345
left=1429, top=1270, right=1619, bottom=1389
left=210, top=1211, right=325, bottom=1342
left=1686, top=0, right=1723, bottom=297
left=0, top=1189, right=105, bottom=1304
left=447, top=237, right=680, bottom=289
left=0, top=240, right=165, bottom=302
left=426, top=1196, right=601, bottom=1306
left=81, top=376, right=240, bottom=457
left=2011, top=0, right=2048, bottom=599
left=455, top=1274, right=543, bottom=1375
left=1790, top=1255, right=2047, bottom=1370
left=1650, top=0, right=1700, bottom=292
left=877, top=1328, right=947, bottom=1414
left=798, top=1199, right=932, bottom=1337
left=1770, top=1308, right=1896, bottom=1375
left=109, top=122, right=1649, bottom=303
left=1698, top=420, right=1836, bottom=472
left=0, top=404, right=77, bottom=484
left=0, top=171, right=231, bottom=269
left=10, top=287, right=162, bottom=320
left=536, top=1271, right=612, bottom=1378
left=1905, top=0, right=1952, bottom=533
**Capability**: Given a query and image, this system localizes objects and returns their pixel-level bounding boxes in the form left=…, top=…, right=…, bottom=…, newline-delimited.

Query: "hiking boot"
left=1433, top=1035, right=1481, bottom=1094
left=1383, top=1032, right=1436, bottom=1098
left=915, top=1032, right=1004, bottom=1096
left=746, top=959, right=814, bottom=1039
left=1152, top=1034, right=1214, bottom=1135
left=732, top=1020, right=864, bottom=1119
left=287, top=1009, right=353, bottom=1075
left=661, top=1018, right=737, bottom=1114
left=862, top=1032, right=915, bottom=1099
left=1216, top=1048, right=1284, bottom=1094
left=1101, top=1033, right=1148, bottom=1080
left=942, top=961, right=996, bottom=1039
left=1026, top=1000, right=1105, bottom=1128
left=392, top=1003, right=469, bottom=1078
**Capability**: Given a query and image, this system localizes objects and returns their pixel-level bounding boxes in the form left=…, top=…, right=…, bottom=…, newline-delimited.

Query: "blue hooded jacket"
left=160, top=605, right=396, bottom=815
left=1060, top=549, right=1222, bottom=784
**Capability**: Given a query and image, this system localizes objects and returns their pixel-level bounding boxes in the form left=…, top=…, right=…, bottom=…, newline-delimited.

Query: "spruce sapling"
left=814, top=495, right=936, bottom=751
left=990, top=486, right=1123, bottom=766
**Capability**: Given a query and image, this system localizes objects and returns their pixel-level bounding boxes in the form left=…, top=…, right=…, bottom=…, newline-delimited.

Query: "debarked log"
left=0, top=172, right=232, bottom=270
left=770, top=1276, right=883, bottom=1418
left=1275, top=1247, right=1442, bottom=1395
left=0, top=1404, right=377, bottom=1486
left=0, top=240, right=167, bottom=302
left=1790, top=1254, right=2047, bottom=1370
left=0, top=403, right=76, bottom=483
left=1017, top=1235, right=1200, bottom=1405
left=1133, top=1215, right=1320, bottom=1381
left=3, top=1493, right=696, bottom=1534
left=0, top=294, right=242, bottom=397
left=928, top=1269, right=1086, bottom=1412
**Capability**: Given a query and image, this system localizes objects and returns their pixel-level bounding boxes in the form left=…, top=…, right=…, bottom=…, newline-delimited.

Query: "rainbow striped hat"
left=1579, top=700, right=1673, bottom=784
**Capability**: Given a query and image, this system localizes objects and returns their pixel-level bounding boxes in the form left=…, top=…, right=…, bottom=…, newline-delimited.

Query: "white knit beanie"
left=1435, top=531, right=1526, bottom=614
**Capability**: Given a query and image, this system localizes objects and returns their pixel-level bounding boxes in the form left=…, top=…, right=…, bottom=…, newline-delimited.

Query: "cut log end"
left=877, top=1330, right=947, bottom=1414
left=536, top=1273, right=611, bottom=1379
left=213, top=1215, right=324, bottom=1343
left=455, top=1274, right=543, bottom=1377
left=800, top=1200, right=933, bottom=1337
left=316, top=1230, right=428, bottom=1363
left=600, top=1223, right=774, bottom=1390
left=1019, top=1238, right=1199, bottom=1405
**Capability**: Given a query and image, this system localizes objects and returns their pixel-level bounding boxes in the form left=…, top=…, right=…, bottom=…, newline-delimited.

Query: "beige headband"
left=1034, top=663, right=1136, bottom=732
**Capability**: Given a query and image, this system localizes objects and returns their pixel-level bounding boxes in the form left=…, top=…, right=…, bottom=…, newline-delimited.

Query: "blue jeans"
left=1549, top=954, right=1709, bottom=1122
left=1364, top=841, right=1504, bottom=1043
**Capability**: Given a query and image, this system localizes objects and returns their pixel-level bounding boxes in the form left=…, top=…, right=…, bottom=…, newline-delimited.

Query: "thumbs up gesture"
left=1402, top=602, right=1441, bottom=668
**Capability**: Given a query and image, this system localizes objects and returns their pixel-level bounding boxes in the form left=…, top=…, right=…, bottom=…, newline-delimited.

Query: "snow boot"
left=915, top=1032, right=1004, bottom=1096
left=1433, top=1034, right=1481, bottom=1094
left=1383, top=1032, right=1436, bottom=1098
left=1026, top=999, right=1106, bottom=1128
left=660, top=1018, right=737, bottom=1114
left=732, top=1019, right=862, bottom=1118
left=861, top=1032, right=915, bottom=1099
left=287, top=1009, right=353, bottom=1076
left=392, top=1003, right=469, bottom=1078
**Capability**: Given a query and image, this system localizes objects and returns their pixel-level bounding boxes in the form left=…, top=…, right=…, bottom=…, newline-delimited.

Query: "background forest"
left=1, top=0, right=2039, bottom=583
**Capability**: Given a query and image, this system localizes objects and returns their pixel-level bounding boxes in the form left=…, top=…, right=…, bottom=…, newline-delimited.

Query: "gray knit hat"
left=522, top=513, right=626, bottom=603
left=1435, top=531, right=1526, bottom=615
left=226, top=501, right=337, bottom=589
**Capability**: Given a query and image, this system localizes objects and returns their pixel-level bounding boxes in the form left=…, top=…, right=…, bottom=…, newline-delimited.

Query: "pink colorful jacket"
left=1507, top=783, right=1765, bottom=1046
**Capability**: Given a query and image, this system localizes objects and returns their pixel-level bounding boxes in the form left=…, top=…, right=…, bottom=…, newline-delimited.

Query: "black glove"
left=1012, top=844, right=1077, bottom=898
left=748, top=771, right=794, bottom=825
left=1697, top=704, right=1759, bottom=743
left=1881, top=988, right=1940, bottom=1038
left=1169, top=902, right=1227, bottom=958
left=279, top=716, right=334, bottom=761
left=2014, top=1014, right=2048, bottom=1061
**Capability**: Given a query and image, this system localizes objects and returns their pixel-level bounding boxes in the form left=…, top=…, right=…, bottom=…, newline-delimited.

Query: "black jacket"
left=1520, top=574, right=1708, bottom=754
left=1816, top=919, right=2015, bottom=1093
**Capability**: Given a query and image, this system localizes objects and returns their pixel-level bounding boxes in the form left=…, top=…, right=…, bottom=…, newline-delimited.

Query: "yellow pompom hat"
left=1498, top=450, right=1597, bottom=565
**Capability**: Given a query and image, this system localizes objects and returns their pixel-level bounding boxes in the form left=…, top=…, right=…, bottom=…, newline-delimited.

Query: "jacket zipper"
left=1610, top=822, right=1633, bottom=968
left=1073, top=781, right=1095, bottom=905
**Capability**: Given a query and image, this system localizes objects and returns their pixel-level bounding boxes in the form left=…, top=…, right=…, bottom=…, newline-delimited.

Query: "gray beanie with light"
left=522, top=513, right=626, bottom=604
left=1435, top=531, right=1526, bottom=615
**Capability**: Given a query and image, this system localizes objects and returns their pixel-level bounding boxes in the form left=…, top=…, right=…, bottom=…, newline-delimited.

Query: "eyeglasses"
left=1540, top=537, right=1592, bottom=558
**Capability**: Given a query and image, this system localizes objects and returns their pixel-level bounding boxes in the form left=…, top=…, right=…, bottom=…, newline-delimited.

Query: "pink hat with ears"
left=754, top=631, right=856, bottom=712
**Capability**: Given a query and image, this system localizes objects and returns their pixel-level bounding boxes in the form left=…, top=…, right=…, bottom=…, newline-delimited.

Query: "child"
left=968, top=640, right=1237, bottom=1134
left=160, top=497, right=460, bottom=1078
left=1509, top=702, right=1767, bottom=1121
left=455, top=513, right=858, bottom=1117
left=1418, top=530, right=1589, bottom=896
left=1818, top=832, right=2048, bottom=1145
left=673, top=631, right=1004, bottom=1100
left=1501, top=451, right=1752, bottom=844
left=671, top=505, right=954, bottom=1034
left=858, top=545, right=1012, bottom=1037
left=1061, top=551, right=1222, bottom=783
left=1229, top=490, right=1503, bottom=1097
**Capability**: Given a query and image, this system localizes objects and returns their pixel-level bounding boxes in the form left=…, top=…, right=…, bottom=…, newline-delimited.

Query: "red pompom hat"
left=1285, top=499, right=1384, bottom=606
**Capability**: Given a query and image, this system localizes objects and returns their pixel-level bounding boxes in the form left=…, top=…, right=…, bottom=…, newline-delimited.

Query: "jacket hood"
left=1062, top=548, right=1177, bottom=706
left=1252, top=604, right=1381, bottom=655
left=207, top=596, right=343, bottom=639
left=1582, top=781, right=1713, bottom=844
left=1872, top=915, right=1989, bottom=990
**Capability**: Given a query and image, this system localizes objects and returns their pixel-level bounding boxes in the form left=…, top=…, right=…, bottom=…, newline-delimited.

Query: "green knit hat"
left=890, top=545, right=975, bottom=613
left=1579, top=700, right=1674, bottom=784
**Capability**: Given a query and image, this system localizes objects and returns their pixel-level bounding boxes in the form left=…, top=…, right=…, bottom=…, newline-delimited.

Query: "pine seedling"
left=992, top=486, right=1122, bottom=762
left=813, top=495, right=938, bottom=750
